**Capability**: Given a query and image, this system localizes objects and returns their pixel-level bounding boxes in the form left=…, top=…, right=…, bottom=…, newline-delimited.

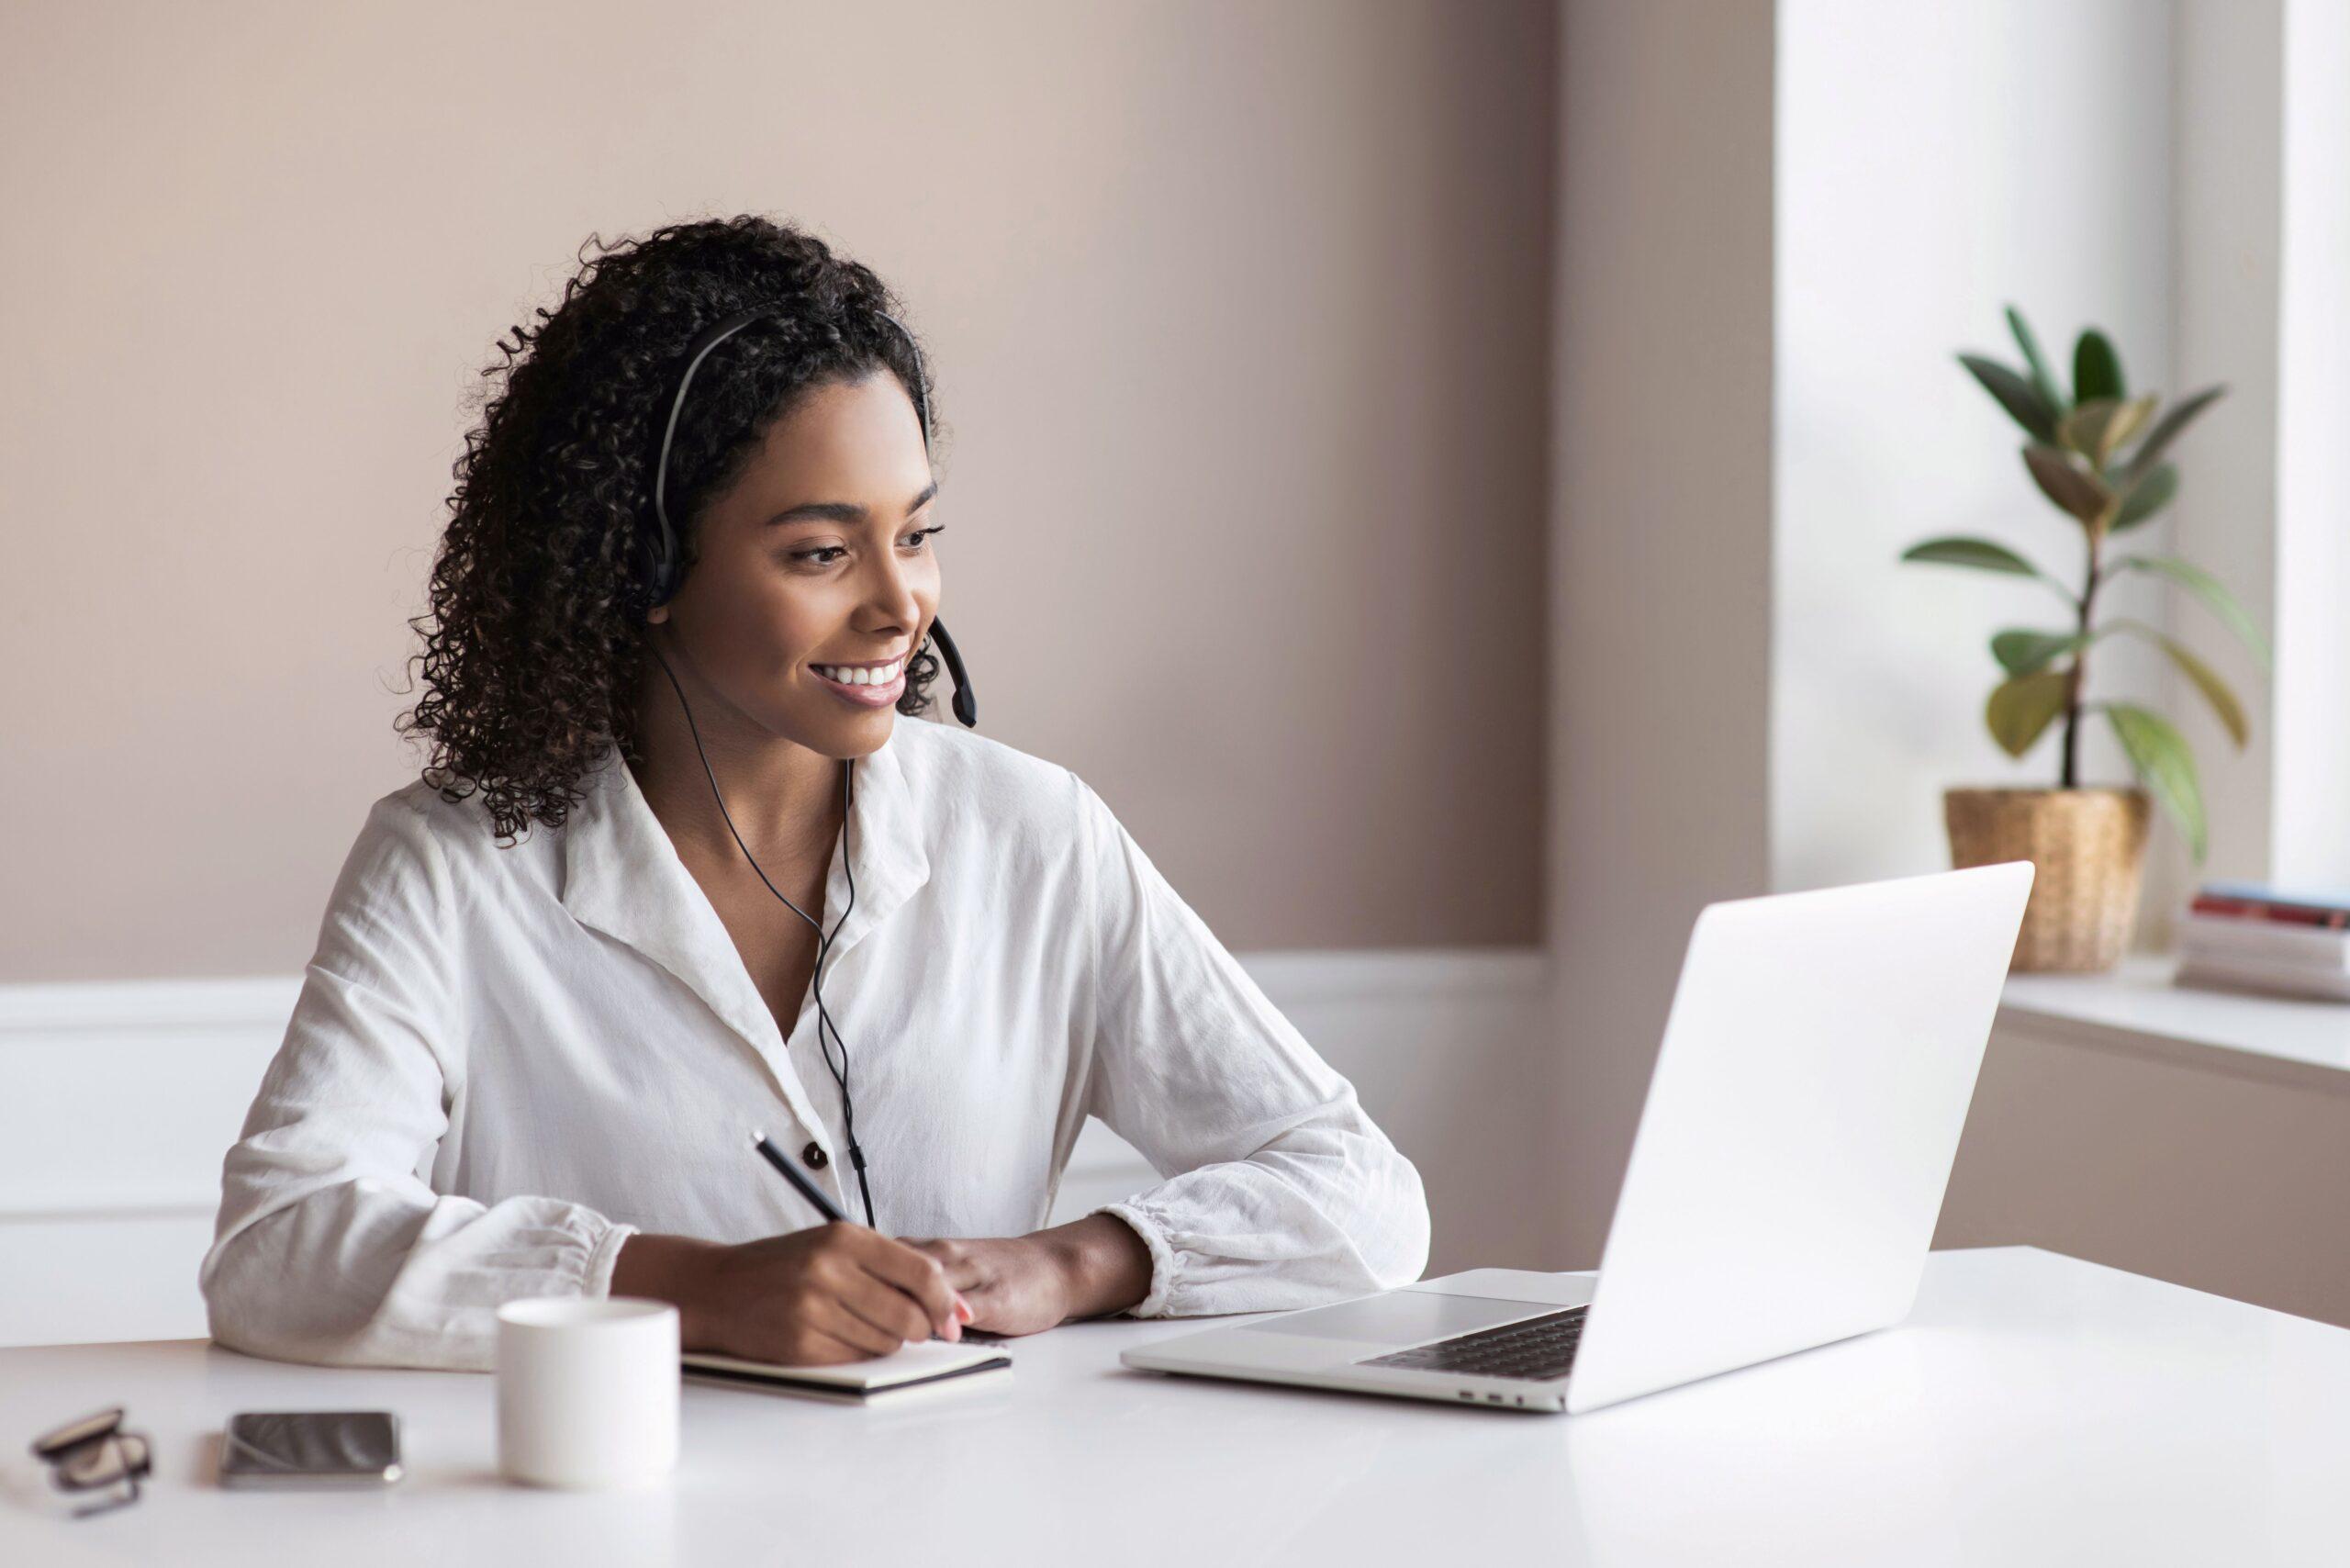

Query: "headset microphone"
left=641, top=300, right=968, bottom=1228
left=926, top=618, right=977, bottom=728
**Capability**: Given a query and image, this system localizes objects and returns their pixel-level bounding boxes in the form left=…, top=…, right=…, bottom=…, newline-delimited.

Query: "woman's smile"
left=811, top=655, right=908, bottom=706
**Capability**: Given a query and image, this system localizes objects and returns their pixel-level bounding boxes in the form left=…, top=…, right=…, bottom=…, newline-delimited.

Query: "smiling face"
left=645, top=369, right=941, bottom=760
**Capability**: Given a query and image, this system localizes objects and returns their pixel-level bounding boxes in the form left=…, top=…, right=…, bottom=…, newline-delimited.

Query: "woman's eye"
left=789, top=525, right=941, bottom=567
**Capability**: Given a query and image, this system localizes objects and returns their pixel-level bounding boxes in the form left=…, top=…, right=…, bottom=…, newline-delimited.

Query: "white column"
left=2168, top=0, right=2283, bottom=912
left=2271, top=0, right=2350, bottom=887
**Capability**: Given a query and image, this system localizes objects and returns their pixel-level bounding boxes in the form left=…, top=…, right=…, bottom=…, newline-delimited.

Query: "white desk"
left=5, top=1247, right=2347, bottom=1567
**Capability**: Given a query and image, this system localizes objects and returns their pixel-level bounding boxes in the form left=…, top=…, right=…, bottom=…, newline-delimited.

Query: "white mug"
left=495, top=1296, right=679, bottom=1489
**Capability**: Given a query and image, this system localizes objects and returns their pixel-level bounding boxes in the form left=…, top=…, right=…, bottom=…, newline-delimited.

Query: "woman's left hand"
left=904, top=1215, right=1153, bottom=1337
left=901, top=1235, right=1071, bottom=1337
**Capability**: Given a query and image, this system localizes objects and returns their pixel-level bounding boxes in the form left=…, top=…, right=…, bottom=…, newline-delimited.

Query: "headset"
left=639, top=302, right=973, bottom=1228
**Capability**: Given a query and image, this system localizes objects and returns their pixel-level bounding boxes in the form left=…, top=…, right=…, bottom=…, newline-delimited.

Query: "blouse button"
left=801, top=1142, right=829, bottom=1170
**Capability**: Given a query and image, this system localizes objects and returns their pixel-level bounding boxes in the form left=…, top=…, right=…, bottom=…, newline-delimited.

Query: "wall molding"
left=0, top=974, right=303, bottom=1035
left=2, top=952, right=1550, bottom=1041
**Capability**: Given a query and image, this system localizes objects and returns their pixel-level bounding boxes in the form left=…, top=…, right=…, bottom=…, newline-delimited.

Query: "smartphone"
left=219, top=1411, right=403, bottom=1489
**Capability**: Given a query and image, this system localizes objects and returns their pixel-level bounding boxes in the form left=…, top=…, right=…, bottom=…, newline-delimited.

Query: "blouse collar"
left=556, top=729, right=934, bottom=1131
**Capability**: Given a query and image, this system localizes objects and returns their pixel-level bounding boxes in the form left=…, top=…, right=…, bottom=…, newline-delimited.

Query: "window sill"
left=1999, top=954, right=2350, bottom=1092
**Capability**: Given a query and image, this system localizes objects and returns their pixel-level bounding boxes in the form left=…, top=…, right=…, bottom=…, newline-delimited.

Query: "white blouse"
left=199, top=715, right=1430, bottom=1372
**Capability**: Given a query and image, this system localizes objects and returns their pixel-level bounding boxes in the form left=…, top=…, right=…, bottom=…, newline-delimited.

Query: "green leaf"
left=2055, top=398, right=2113, bottom=459
left=2006, top=305, right=2065, bottom=415
left=1901, top=537, right=2076, bottom=609
left=2074, top=329, right=2124, bottom=402
left=1959, top=353, right=2058, bottom=442
left=2117, top=385, right=2226, bottom=490
left=2059, top=395, right=2157, bottom=467
left=1991, top=628, right=2093, bottom=677
left=2108, top=621, right=2249, bottom=747
left=2022, top=442, right=2117, bottom=530
left=1901, top=536, right=2043, bottom=576
left=2112, top=463, right=2177, bottom=530
left=1986, top=669, right=2073, bottom=758
left=2112, top=555, right=2272, bottom=668
left=2104, top=701, right=2206, bottom=861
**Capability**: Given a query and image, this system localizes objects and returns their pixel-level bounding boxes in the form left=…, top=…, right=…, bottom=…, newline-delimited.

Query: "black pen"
left=749, top=1129, right=849, bottom=1225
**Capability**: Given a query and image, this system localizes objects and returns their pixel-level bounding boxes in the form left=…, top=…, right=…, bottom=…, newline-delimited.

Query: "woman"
left=199, top=215, right=1429, bottom=1372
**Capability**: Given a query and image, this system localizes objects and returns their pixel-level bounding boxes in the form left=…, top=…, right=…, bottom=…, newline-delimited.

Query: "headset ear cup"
left=629, top=482, right=676, bottom=623
left=627, top=550, right=667, bottom=623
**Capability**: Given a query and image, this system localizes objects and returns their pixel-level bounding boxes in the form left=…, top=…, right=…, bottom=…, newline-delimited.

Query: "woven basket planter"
left=1944, top=788, right=2151, bottom=972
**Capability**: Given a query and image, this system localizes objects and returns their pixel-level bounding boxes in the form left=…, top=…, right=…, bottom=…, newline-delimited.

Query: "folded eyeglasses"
left=30, top=1406, right=152, bottom=1518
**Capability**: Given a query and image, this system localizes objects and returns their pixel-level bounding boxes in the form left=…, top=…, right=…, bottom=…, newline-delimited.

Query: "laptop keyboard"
left=1358, top=1305, right=1587, bottom=1382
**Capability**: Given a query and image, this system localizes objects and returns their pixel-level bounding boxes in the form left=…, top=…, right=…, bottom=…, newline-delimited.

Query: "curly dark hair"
left=396, top=215, right=946, bottom=845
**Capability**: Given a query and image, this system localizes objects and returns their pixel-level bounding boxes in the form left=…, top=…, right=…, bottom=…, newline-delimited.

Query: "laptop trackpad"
left=1246, top=1292, right=1555, bottom=1347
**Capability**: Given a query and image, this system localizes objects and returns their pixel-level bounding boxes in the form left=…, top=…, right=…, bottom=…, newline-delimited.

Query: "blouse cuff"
left=584, top=1217, right=640, bottom=1299
left=1095, top=1202, right=1176, bottom=1317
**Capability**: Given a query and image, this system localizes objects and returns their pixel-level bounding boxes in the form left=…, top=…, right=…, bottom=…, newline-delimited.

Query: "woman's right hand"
left=611, top=1226, right=968, bottom=1365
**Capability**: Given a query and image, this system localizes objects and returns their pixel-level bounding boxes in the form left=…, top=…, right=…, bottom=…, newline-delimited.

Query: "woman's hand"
left=904, top=1215, right=1154, bottom=1337
left=901, top=1236, right=1071, bottom=1337
left=611, top=1226, right=968, bottom=1365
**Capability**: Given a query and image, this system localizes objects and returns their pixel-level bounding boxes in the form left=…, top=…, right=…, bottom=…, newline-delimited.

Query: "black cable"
left=821, top=767, right=876, bottom=1226
left=646, top=642, right=878, bottom=1226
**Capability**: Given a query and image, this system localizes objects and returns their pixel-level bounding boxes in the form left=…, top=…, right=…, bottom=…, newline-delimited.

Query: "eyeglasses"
left=30, top=1406, right=151, bottom=1518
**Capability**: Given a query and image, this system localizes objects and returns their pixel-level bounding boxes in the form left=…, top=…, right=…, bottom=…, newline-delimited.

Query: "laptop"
left=1121, top=862, right=2035, bottom=1415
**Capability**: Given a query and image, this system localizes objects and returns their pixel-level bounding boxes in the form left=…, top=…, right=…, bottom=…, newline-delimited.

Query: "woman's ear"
left=647, top=603, right=670, bottom=625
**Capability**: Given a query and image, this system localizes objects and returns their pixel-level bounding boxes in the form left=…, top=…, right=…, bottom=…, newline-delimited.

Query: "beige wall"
left=1546, top=0, right=1778, bottom=1266
left=0, top=0, right=1552, bottom=983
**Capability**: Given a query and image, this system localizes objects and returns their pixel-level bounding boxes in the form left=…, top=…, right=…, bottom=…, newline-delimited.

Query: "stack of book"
left=2178, top=881, right=2350, bottom=1002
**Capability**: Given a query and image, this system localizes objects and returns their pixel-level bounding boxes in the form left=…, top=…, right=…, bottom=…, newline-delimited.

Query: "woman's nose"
left=861, top=550, right=924, bottom=629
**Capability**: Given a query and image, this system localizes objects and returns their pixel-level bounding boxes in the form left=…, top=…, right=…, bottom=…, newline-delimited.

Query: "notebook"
left=682, top=1339, right=1013, bottom=1406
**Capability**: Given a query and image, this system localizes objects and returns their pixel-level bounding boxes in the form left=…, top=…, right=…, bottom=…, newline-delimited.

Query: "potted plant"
left=1899, top=306, right=2267, bottom=971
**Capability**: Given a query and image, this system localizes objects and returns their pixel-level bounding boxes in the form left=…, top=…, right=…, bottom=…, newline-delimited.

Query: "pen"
left=749, top=1129, right=849, bottom=1225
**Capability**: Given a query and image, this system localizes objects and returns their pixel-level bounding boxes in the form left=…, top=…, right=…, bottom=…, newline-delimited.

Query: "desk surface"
left=4, top=1247, right=2347, bottom=1568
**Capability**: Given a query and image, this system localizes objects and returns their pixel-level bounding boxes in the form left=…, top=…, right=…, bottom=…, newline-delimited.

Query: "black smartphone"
left=219, top=1411, right=403, bottom=1489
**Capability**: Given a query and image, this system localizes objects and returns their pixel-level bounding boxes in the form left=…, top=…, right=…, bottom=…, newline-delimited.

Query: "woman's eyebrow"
left=766, top=478, right=938, bottom=527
